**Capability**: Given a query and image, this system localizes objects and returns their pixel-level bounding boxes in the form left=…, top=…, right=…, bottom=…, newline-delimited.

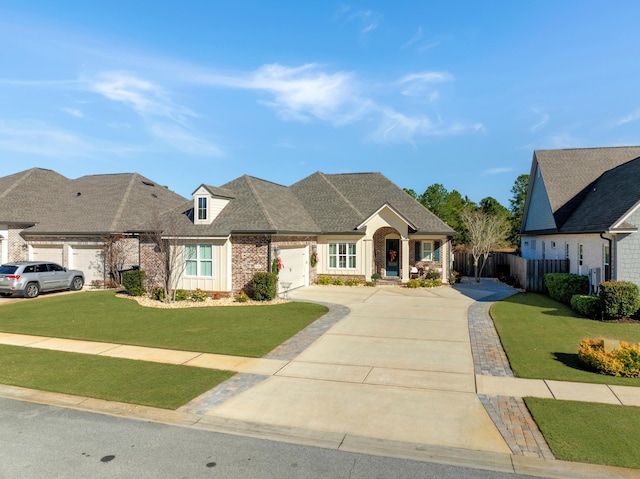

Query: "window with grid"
left=328, top=242, right=356, bottom=269
left=185, top=244, right=213, bottom=277
left=197, top=197, right=208, bottom=221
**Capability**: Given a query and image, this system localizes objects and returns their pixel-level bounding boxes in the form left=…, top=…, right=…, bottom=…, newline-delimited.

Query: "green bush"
left=345, top=278, right=361, bottom=287
left=364, top=281, right=376, bottom=287
left=122, top=270, right=146, bottom=294
left=421, top=279, right=443, bottom=288
left=190, top=288, right=208, bottom=302
left=234, top=292, right=249, bottom=302
left=174, top=289, right=189, bottom=301
left=406, top=279, right=421, bottom=288
left=317, top=275, right=332, bottom=285
left=252, top=272, right=278, bottom=301
left=152, top=287, right=166, bottom=301
left=570, top=294, right=601, bottom=319
left=371, top=273, right=381, bottom=280
left=599, top=281, right=640, bottom=319
left=426, top=270, right=440, bottom=280
left=128, top=286, right=145, bottom=297
left=545, top=273, right=589, bottom=305
left=332, top=276, right=345, bottom=286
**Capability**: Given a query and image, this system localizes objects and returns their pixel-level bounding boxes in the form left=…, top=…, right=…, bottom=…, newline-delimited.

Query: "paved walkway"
left=2, top=283, right=640, bottom=478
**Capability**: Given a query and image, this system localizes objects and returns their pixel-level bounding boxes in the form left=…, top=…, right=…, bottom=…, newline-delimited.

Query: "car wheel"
left=25, top=282, right=39, bottom=298
left=71, top=277, right=84, bottom=291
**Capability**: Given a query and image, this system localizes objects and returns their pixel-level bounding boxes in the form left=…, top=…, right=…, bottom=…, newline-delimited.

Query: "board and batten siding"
left=523, top=165, right=556, bottom=232
left=316, top=235, right=366, bottom=278
left=176, top=239, right=231, bottom=292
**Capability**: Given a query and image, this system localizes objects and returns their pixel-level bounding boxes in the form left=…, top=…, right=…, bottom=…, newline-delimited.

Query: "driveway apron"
left=207, top=286, right=511, bottom=454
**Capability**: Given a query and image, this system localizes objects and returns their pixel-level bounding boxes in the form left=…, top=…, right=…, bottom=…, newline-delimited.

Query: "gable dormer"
left=192, top=185, right=233, bottom=225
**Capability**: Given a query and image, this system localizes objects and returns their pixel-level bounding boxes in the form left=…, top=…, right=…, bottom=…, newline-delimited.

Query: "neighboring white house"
left=520, top=147, right=640, bottom=292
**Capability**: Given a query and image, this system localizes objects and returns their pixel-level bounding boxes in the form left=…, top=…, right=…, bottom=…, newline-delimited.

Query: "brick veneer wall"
left=231, top=235, right=270, bottom=294
left=373, top=227, right=399, bottom=275
left=8, top=228, right=29, bottom=262
left=139, top=236, right=166, bottom=290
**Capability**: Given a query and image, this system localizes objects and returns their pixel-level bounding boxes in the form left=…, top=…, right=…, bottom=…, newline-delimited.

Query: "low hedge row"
left=545, top=273, right=589, bottom=305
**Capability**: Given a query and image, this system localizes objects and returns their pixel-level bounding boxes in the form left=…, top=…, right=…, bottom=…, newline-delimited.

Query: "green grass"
left=491, top=293, right=640, bottom=385
left=0, top=291, right=328, bottom=357
left=0, top=344, right=234, bottom=409
left=525, top=398, right=640, bottom=469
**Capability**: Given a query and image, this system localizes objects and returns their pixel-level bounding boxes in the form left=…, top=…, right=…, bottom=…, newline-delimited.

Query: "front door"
left=385, top=239, right=399, bottom=277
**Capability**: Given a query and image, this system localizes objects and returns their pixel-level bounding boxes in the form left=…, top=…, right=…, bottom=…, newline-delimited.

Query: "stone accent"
left=139, top=236, right=166, bottom=290
left=8, top=227, right=28, bottom=262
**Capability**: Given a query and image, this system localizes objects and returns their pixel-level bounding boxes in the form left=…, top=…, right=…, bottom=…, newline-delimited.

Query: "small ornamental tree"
left=461, top=208, right=510, bottom=282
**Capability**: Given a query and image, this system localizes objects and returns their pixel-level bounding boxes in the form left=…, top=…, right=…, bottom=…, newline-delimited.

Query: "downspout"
left=600, top=232, right=612, bottom=281
left=266, top=234, right=272, bottom=273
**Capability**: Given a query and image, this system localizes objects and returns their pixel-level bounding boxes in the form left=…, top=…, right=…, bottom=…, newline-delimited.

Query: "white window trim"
left=185, top=244, right=213, bottom=277
left=421, top=241, right=433, bottom=261
left=197, top=197, right=208, bottom=221
left=328, top=242, right=357, bottom=269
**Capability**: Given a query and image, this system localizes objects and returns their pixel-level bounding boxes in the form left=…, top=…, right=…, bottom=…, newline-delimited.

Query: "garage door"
left=70, top=246, right=104, bottom=283
left=32, top=245, right=63, bottom=264
left=278, top=246, right=308, bottom=291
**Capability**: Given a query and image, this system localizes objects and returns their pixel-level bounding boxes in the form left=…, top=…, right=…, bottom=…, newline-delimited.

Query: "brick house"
left=1, top=168, right=456, bottom=295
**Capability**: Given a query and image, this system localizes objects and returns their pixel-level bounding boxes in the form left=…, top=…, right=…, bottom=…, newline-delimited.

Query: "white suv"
left=0, top=261, right=85, bottom=298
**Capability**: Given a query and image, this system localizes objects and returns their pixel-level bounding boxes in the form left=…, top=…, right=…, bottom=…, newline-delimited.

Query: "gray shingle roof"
left=0, top=168, right=187, bottom=235
left=531, top=147, right=640, bottom=233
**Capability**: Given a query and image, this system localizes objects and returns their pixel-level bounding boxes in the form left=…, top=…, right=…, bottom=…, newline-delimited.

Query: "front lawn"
left=0, top=291, right=328, bottom=357
left=525, top=398, right=640, bottom=469
left=0, top=344, right=234, bottom=409
left=491, top=293, right=640, bottom=386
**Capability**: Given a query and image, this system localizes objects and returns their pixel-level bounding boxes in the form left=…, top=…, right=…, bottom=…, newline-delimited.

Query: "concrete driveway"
left=207, top=285, right=511, bottom=454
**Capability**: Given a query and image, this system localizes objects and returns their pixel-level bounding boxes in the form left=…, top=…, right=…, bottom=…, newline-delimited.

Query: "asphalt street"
left=0, top=398, right=537, bottom=479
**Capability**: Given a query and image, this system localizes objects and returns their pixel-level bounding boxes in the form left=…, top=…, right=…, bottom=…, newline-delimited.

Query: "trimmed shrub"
left=122, top=270, right=146, bottom=294
left=174, top=289, right=189, bottom=301
left=345, top=278, right=361, bottom=287
left=332, top=276, right=345, bottom=286
left=406, top=279, right=421, bottom=288
left=234, top=292, right=249, bottom=303
left=152, top=287, right=166, bottom=301
left=578, top=338, right=640, bottom=378
left=371, top=273, right=381, bottom=280
left=599, top=281, right=640, bottom=319
left=190, top=288, right=208, bottom=302
left=128, top=286, right=145, bottom=297
left=421, top=279, right=443, bottom=288
left=545, top=273, right=589, bottom=305
left=317, top=275, right=332, bottom=285
left=252, top=272, right=278, bottom=301
left=570, top=294, right=601, bottom=319
left=426, top=270, right=440, bottom=280
left=364, top=281, right=376, bottom=287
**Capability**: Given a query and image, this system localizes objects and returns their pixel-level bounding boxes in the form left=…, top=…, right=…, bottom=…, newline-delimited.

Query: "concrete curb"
left=0, top=383, right=636, bottom=479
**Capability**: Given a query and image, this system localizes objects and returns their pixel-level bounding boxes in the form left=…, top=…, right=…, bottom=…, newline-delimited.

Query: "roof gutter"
left=600, top=232, right=612, bottom=281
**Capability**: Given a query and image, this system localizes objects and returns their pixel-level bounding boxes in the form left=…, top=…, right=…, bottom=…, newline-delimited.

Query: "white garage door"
left=278, top=247, right=308, bottom=291
left=71, top=246, right=104, bottom=283
left=32, top=246, right=63, bottom=264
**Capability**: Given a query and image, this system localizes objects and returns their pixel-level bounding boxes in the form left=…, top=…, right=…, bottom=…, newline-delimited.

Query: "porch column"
left=401, top=238, right=410, bottom=282
left=363, top=238, right=373, bottom=281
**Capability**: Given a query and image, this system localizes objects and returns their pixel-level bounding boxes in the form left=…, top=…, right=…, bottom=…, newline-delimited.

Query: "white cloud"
left=616, top=108, right=640, bottom=126
left=397, top=71, right=454, bottom=99
left=61, top=107, right=83, bottom=118
left=87, top=71, right=196, bottom=122
left=0, top=120, right=94, bottom=157
left=483, top=167, right=513, bottom=175
left=147, top=123, right=223, bottom=157
left=529, top=108, right=549, bottom=132
left=334, top=5, right=381, bottom=37
left=402, top=27, right=423, bottom=49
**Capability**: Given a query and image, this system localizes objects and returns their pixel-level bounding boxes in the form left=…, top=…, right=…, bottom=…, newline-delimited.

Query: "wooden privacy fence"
left=453, top=252, right=569, bottom=293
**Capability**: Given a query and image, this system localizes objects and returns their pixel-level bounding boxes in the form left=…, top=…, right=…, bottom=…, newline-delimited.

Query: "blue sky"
left=2, top=1, right=639, bottom=207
